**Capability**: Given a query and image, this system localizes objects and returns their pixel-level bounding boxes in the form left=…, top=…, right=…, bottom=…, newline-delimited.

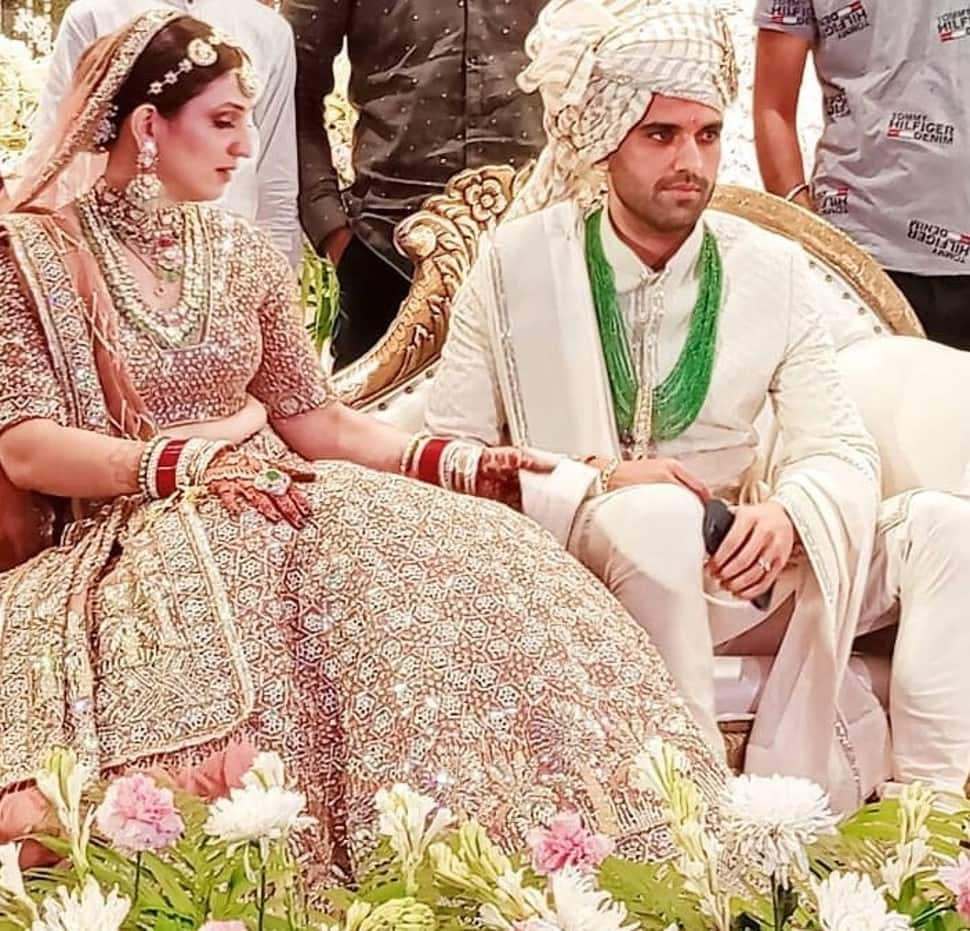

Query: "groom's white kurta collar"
left=600, top=210, right=705, bottom=296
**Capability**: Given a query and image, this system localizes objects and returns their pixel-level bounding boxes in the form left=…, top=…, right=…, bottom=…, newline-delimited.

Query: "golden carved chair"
left=331, top=164, right=922, bottom=414
left=330, top=165, right=938, bottom=772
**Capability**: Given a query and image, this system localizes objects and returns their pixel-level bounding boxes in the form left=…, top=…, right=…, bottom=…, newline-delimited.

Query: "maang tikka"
left=125, top=137, right=164, bottom=209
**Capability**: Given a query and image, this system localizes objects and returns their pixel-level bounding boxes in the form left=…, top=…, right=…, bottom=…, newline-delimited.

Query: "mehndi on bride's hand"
left=203, top=449, right=315, bottom=529
left=401, top=435, right=554, bottom=509
left=476, top=446, right=554, bottom=509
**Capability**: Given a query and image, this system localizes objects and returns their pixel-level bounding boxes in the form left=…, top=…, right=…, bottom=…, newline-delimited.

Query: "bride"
left=0, top=10, right=723, bottom=870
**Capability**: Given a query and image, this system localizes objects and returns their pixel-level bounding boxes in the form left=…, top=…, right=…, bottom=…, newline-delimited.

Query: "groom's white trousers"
left=568, top=484, right=970, bottom=794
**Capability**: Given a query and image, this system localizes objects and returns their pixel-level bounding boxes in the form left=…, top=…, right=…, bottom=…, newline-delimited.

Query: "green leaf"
left=301, top=244, right=340, bottom=353
left=140, top=852, right=198, bottom=917
left=598, top=857, right=710, bottom=931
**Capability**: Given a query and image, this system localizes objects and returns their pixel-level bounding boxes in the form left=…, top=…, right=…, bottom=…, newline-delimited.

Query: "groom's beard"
left=620, top=169, right=715, bottom=237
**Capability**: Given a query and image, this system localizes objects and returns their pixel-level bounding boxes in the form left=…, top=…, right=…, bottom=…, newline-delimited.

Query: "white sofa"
left=331, top=168, right=960, bottom=769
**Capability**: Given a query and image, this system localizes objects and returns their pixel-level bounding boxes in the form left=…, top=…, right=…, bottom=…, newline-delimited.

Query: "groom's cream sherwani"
left=426, top=201, right=894, bottom=810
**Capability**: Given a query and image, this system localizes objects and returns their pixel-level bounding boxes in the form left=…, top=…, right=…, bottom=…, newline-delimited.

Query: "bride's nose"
left=230, top=125, right=253, bottom=160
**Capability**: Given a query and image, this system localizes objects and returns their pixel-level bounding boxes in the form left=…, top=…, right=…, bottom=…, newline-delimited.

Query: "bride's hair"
left=99, top=16, right=248, bottom=139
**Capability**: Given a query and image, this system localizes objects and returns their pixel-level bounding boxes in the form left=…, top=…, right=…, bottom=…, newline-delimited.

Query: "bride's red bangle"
left=416, top=438, right=450, bottom=486
left=154, top=439, right=188, bottom=498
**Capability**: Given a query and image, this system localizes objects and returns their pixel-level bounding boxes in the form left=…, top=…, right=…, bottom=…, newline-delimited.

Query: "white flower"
left=31, top=877, right=129, bottom=931
left=628, top=742, right=729, bottom=930
left=629, top=738, right=689, bottom=799
left=241, top=751, right=285, bottom=789
left=203, top=784, right=316, bottom=851
left=34, top=749, right=90, bottom=836
left=34, top=749, right=94, bottom=874
left=341, top=897, right=435, bottom=930
left=499, top=868, right=556, bottom=917
left=375, top=784, right=454, bottom=873
left=12, top=10, right=52, bottom=56
left=0, top=842, right=26, bottom=900
left=881, top=838, right=933, bottom=899
left=812, top=872, right=912, bottom=931
left=0, top=842, right=38, bottom=924
left=722, top=774, right=838, bottom=885
left=878, top=783, right=936, bottom=898
left=547, top=867, right=638, bottom=931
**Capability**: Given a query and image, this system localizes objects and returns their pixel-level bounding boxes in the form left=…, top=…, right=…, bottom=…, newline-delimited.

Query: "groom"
left=426, top=0, right=970, bottom=806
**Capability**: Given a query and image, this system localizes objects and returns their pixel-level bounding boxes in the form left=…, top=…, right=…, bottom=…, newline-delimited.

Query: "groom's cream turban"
left=507, top=0, right=739, bottom=220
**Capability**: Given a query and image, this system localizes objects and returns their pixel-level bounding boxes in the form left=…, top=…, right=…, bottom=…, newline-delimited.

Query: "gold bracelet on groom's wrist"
left=584, top=455, right=619, bottom=495
left=598, top=458, right=620, bottom=494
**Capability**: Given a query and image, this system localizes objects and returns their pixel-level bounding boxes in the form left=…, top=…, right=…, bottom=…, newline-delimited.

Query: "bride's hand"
left=203, top=449, right=314, bottom=529
left=476, top=446, right=554, bottom=509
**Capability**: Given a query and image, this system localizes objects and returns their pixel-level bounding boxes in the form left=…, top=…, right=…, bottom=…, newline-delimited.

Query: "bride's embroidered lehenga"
left=0, top=10, right=724, bottom=871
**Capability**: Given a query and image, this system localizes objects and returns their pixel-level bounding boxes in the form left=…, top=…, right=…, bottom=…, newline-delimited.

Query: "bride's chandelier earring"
left=125, top=137, right=163, bottom=210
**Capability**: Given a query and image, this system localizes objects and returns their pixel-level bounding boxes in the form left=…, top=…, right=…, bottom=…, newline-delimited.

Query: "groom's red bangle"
left=416, top=438, right=450, bottom=486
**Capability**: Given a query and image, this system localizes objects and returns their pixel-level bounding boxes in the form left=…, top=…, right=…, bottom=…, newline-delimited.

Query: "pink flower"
left=525, top=811, right=614, bottom=876
left=939, top=853, right=970, bottom=918
left=95, top=773, right=184, bottom=854
left=198, top=923, right=247, bottom=931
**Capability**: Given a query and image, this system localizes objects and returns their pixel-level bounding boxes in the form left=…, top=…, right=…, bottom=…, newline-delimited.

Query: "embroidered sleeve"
left=0, top=244, right=68, bottom=435
left=248, top=250, right=336, bottom=420
left=769, top=248, right=880, bottom=488
left=425, top=240, right=508, bottom=446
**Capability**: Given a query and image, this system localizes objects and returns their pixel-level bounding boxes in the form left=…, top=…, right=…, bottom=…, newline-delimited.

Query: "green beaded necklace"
left=585, top=208, right=722, bottom=448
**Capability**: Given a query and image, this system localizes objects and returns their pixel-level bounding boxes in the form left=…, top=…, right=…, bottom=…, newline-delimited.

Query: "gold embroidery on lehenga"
left=0, top=209, right=726, bottom=874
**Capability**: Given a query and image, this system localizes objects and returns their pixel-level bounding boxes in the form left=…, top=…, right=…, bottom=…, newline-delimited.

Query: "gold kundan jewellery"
left=93, top=28, right=261, bottom=151
left=78, top=181, right=214, bottom=350
left=146, top=31, right=262, bottom=102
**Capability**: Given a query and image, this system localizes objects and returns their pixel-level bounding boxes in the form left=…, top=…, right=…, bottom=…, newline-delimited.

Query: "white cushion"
left=837, top=335, right=970, bottom=498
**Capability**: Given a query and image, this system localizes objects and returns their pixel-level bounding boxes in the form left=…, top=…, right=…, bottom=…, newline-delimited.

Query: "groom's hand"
left=606, top=457, right=710, bottom=502
left=708, top=500, right=795, bottom=599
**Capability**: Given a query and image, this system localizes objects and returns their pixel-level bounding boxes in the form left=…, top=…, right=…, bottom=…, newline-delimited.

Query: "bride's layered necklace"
left=77, top=178, right=214, bottom=350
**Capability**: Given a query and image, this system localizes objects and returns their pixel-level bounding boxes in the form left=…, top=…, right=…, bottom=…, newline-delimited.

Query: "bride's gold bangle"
left=400, top=431, right=429, bottom=476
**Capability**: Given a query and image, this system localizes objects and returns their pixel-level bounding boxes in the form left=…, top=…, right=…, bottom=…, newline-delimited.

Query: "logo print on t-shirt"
left=818, top=1, right=871, bottom=39
left=769, top=0, right=814, bottom=25
left=816, top=186, right=850, bottom=215
left=824, top=88, right=851, bottom=120
left=938, top=8, right=970, bottom=41
left=887, top=113, right=956, bottom=145
left=908, top=219, right=970, bottom=264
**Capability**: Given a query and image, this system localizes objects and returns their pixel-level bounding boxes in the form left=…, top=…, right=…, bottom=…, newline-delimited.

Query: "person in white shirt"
left=426, top=0, right=970, bottom=807
left=29, top=0, right=300, bottom=262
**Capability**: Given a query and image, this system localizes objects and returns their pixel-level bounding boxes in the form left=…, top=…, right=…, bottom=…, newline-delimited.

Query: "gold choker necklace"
left=88, top=178, right=185, bottom=292
left=77, top=183, right=214, bottom=350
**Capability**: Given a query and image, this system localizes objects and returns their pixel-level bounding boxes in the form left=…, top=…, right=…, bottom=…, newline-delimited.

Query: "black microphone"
left=702, top=498, right=773, bottom=612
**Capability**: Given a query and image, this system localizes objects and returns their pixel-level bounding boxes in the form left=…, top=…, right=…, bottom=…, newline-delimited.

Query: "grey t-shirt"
left=755, top=0, right=970, bottom=275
